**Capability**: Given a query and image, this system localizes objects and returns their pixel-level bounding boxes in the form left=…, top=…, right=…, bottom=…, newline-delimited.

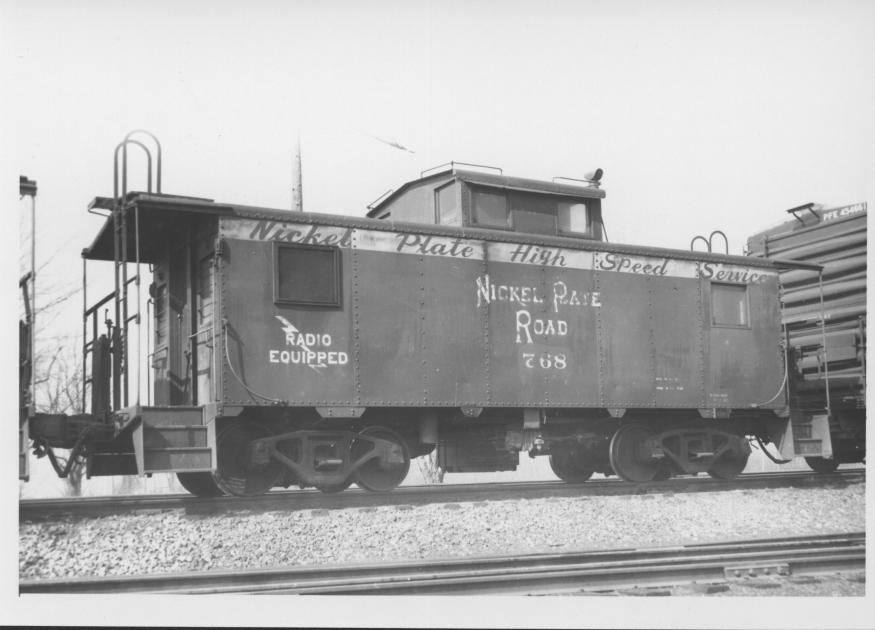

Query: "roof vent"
left=552, top=168, right=604, bottom=188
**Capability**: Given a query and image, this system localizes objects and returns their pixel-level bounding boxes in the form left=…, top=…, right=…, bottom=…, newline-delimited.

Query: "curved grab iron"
left=690, top=235, right=711, bottom=252
left=709, top=230, right=729, bottom=255
left=690, top=230, right=730, bottom=254
left=113, top=139, right=153, bottom=204
left=124, top=129, right=162, bottom=193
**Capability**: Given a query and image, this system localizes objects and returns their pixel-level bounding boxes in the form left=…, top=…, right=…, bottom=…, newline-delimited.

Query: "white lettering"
left=477, top=274, right=546, bottom=309
left=477, top=275, right=599, bottom=311
left=515, top=309, right=567, bottom=345
left=521, top=351, right=568, bottom=371
left=516, top=310, right=533, bottom=344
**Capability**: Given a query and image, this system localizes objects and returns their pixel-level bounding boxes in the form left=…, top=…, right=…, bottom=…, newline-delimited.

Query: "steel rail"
left=19, top=469, right=864, bottom=521
left=19, top=532, right=864, bottom=595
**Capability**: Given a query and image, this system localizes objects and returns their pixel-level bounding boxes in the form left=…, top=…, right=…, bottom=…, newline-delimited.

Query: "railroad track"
left=19, top=469, right=863, bottom=521
left=19, top=531, right=864, bottom=595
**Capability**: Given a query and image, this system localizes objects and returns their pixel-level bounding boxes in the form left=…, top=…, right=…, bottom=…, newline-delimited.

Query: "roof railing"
left=366, top=188, right=395, bottom=211
left=785, top=202, right=818, bottom=224
left=420, top=161, right=502, bottom=179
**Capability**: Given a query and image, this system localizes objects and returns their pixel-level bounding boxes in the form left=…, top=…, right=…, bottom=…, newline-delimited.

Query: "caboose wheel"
left=609, top=423, right=661, bottom=483
left=804, top=456, right=840, bottom=474
left=548, top=444, right=594, bottom=483
left=352, top=426, right=410, bottom=493
left=213, top=420, right=284, bottom=497
left=707, top=452, right=749, bottom=480
left=176, top=471, right=224, bottom=497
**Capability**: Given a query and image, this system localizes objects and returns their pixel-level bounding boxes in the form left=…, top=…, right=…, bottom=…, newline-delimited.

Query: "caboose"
left=22, top=134, right=804, bottom=497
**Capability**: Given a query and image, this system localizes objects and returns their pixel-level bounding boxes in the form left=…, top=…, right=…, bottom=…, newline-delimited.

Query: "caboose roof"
left=82, top=191, right=799, bottom=271
left=366, top=167, right=606, bottom=218
left=82, top=193, right=234, bottom=262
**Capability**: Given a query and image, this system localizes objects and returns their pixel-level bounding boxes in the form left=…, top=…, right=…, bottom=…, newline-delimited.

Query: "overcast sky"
left=5, top=0, right=874, bottom=341
left=3, top=0, right=874, bottom=625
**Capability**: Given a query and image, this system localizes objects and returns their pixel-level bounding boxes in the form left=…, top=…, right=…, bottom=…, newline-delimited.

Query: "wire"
left=750, top=331, right=790, bottom=408
left=750, top=361, right=788, bottom=407
left=756, top=435, right=792, bottom=464
left=222, top=320, right=285, bottom=404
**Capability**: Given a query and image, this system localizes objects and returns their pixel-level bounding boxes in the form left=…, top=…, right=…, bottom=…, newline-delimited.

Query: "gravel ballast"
left=19, top=483, right=865, bottom=580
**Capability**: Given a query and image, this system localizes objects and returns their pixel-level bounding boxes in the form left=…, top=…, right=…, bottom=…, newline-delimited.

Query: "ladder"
left=82, top=131, right=162, bottom=415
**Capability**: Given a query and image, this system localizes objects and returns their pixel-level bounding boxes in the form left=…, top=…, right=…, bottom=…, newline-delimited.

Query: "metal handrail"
left=114, top=139, right=153, bottom=201
left=420, top=161, right=502, bottom=178
left=551, top=175, right=599, bottom=187
left=817, top=270, right=831, bottom=414
left=366, top=188, right=394, bottom=210
left=689, top=231, right=729, bottom=254
left=123, top=130, right=162, bottom=194
left=110, top=131, right=161, bottom=408
left=83, top=290, right=117, bottom=317
left=690, top=235, right=710, bottom=252
left=709, top=230, right=729, bottom=255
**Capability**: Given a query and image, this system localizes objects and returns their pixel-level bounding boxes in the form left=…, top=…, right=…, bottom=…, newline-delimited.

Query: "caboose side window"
left=274, top=243, right=341, bottom=307
left=509, top=191, right=555, bottom=216
left=508, top=191, right=557, bottom=235
left=472, top=188, right=510, bottom=228
left=711, top=283, right=749, bottom=327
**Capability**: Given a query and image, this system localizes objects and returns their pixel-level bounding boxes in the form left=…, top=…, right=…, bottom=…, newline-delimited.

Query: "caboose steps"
left=129, top=406, right=215, bottom=476
left=790, top=412, right=833, bottom=459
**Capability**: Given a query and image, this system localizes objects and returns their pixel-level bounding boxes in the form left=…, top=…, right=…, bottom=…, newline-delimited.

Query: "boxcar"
left=747, top=202, right=867, bottom=471
left=22, top=146, right=801, bottom=496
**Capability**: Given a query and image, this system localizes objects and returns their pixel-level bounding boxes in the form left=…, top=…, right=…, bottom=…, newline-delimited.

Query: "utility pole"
left=292, top=133, right=303, bottom=212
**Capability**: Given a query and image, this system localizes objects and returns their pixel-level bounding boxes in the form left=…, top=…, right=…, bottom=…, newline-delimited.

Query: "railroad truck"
left=747, top=202, right=867, bottom=471
left=21, top=133, right=807, bottom=496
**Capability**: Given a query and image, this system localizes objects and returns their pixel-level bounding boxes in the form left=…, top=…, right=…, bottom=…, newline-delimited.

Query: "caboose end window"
left=711, top=283, right=749, bottom=327
left=274, top=243, right=341, bottom=307
left=557, top=200, right=590, bottom=235
left=436, top=183, right=461, bottom=226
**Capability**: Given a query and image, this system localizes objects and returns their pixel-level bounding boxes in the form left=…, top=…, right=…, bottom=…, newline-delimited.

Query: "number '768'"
left=522, top=352, right=567, bottom=370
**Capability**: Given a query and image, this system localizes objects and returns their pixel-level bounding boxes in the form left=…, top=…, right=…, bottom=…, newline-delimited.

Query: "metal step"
left=142, top=446, right=212, bottom=473
left=131, top=406, right=215, bottom=475
left=142, top=425, right=209, bottom=448
left=89, top=452, right=139, bottom=476
left=792, top=437, right=824, bottom=456
left=791, top=412, right=833, bottom=458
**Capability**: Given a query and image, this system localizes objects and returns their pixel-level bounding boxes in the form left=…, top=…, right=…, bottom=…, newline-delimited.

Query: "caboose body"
left=23, top=147, right=801, bottom=496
